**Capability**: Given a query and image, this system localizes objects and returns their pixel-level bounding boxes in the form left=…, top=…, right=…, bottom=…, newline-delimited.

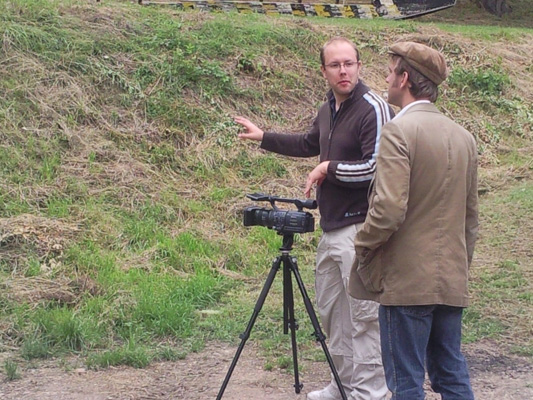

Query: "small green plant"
left=30, top=307, right=94, bottom=354
left=40, top=153, right=62, bottom=182
left=4, top=359, right=21, bottom=381
left=45, top=194, right=72, bottom=218
left=86, top=340, right=150, bottom=369
left=24, top=258, right=42, bottom=277
left=448, top=66, right=511, bottom=96
left=21, top=336, right=51, bottom=360
left=277, top=355, right=292, bottom=370
left=155, top=346, right=181, bottom=362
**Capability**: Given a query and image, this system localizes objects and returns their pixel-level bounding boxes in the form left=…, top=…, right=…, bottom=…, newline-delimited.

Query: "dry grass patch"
left=1, top=276, right=101, bottom=307
left=0, top=214, right=80, bottom=269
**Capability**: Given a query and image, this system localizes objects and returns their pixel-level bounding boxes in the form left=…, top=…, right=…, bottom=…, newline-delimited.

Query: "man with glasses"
left=235, top=37, right=392, bottom=400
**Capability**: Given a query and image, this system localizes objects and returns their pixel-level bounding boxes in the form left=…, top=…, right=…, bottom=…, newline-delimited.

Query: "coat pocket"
left=357, top=248, right=384, bottom=293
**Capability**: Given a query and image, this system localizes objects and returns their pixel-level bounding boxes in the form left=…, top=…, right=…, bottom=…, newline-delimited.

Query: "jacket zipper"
left=328, top=101, right=344, bottom=156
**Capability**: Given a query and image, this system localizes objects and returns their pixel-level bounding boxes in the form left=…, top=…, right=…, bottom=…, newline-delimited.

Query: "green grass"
left=8, top=256, right=234, bottom=362
left=21, top=336, right=52, bottom=360
left=0, top=0, right=531, bottom=374
left=448, top=65, right=511, bottom=96
left=462, top=182, right=533, bottom=351
left=86, top=339, right=151, bottom=370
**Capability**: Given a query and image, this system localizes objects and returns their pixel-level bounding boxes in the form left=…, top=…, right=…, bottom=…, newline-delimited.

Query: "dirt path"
left=1, top=340, right=531, bottom=399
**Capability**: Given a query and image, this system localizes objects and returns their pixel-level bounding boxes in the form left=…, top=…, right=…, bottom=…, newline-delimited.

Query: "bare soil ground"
left=1, top=340, right=531, bottom=399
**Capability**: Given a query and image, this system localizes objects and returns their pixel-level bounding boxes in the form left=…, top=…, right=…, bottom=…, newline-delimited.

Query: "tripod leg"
left=216, top=256, right=282, bottom=400
left=282, top=254, right=303, bottom=393
left=287, top=255, right=348, bottom=400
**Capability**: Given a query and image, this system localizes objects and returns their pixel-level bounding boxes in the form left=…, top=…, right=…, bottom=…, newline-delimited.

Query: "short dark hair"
left=391, top=55, right=439, bottom=102
left=320, top=37, right=360, bottom=66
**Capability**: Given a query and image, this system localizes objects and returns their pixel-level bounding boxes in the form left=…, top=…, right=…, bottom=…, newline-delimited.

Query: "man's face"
left=386, top=58, right=404, bottom=107
left=321, top=41, right=361, bottom=102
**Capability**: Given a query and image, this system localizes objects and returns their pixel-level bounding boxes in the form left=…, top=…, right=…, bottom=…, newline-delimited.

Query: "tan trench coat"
left=349, top=102, right=479, bottom=307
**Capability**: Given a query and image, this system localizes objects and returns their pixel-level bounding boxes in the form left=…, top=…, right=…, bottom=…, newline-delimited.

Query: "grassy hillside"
left=0, top=0, right=531, bottom=373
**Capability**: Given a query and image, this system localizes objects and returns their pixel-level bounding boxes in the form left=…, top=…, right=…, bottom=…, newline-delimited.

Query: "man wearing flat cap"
left=349, top=41, right=478, bottom=400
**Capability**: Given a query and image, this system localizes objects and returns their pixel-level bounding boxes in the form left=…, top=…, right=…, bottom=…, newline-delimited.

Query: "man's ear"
left=320, top=65, right=327, bottom=79
left=400, top=71, right=410, bottom=89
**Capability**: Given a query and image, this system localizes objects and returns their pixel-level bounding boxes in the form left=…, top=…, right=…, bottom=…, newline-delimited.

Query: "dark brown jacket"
left=261, top=81, right=393, bottom=232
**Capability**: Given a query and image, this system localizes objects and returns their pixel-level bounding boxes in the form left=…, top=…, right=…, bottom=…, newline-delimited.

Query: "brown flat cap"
left=388, top=41, right=448, bottom=85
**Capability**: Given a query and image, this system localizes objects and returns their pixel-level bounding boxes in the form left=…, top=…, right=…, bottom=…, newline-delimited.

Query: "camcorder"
left=243, top=193, right=317, bottom=234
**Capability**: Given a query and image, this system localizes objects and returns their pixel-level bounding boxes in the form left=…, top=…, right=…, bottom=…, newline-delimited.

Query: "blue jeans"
left=379, top=305, right=474, bottom=400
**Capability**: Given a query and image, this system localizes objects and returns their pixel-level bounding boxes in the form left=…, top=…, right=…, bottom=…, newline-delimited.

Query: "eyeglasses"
left=325, top=60, right=359, bottom=71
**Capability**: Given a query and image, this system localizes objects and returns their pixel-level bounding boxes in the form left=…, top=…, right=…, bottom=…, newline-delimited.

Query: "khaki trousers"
left=315, top=224, right=387, bottom=400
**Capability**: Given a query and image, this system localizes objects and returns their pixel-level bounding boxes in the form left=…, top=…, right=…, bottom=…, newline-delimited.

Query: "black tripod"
left=216, top=232, right=347, bottom=400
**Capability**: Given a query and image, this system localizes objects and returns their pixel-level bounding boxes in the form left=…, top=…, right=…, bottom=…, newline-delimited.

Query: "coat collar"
left=396, top=101, right=440, bottom=119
